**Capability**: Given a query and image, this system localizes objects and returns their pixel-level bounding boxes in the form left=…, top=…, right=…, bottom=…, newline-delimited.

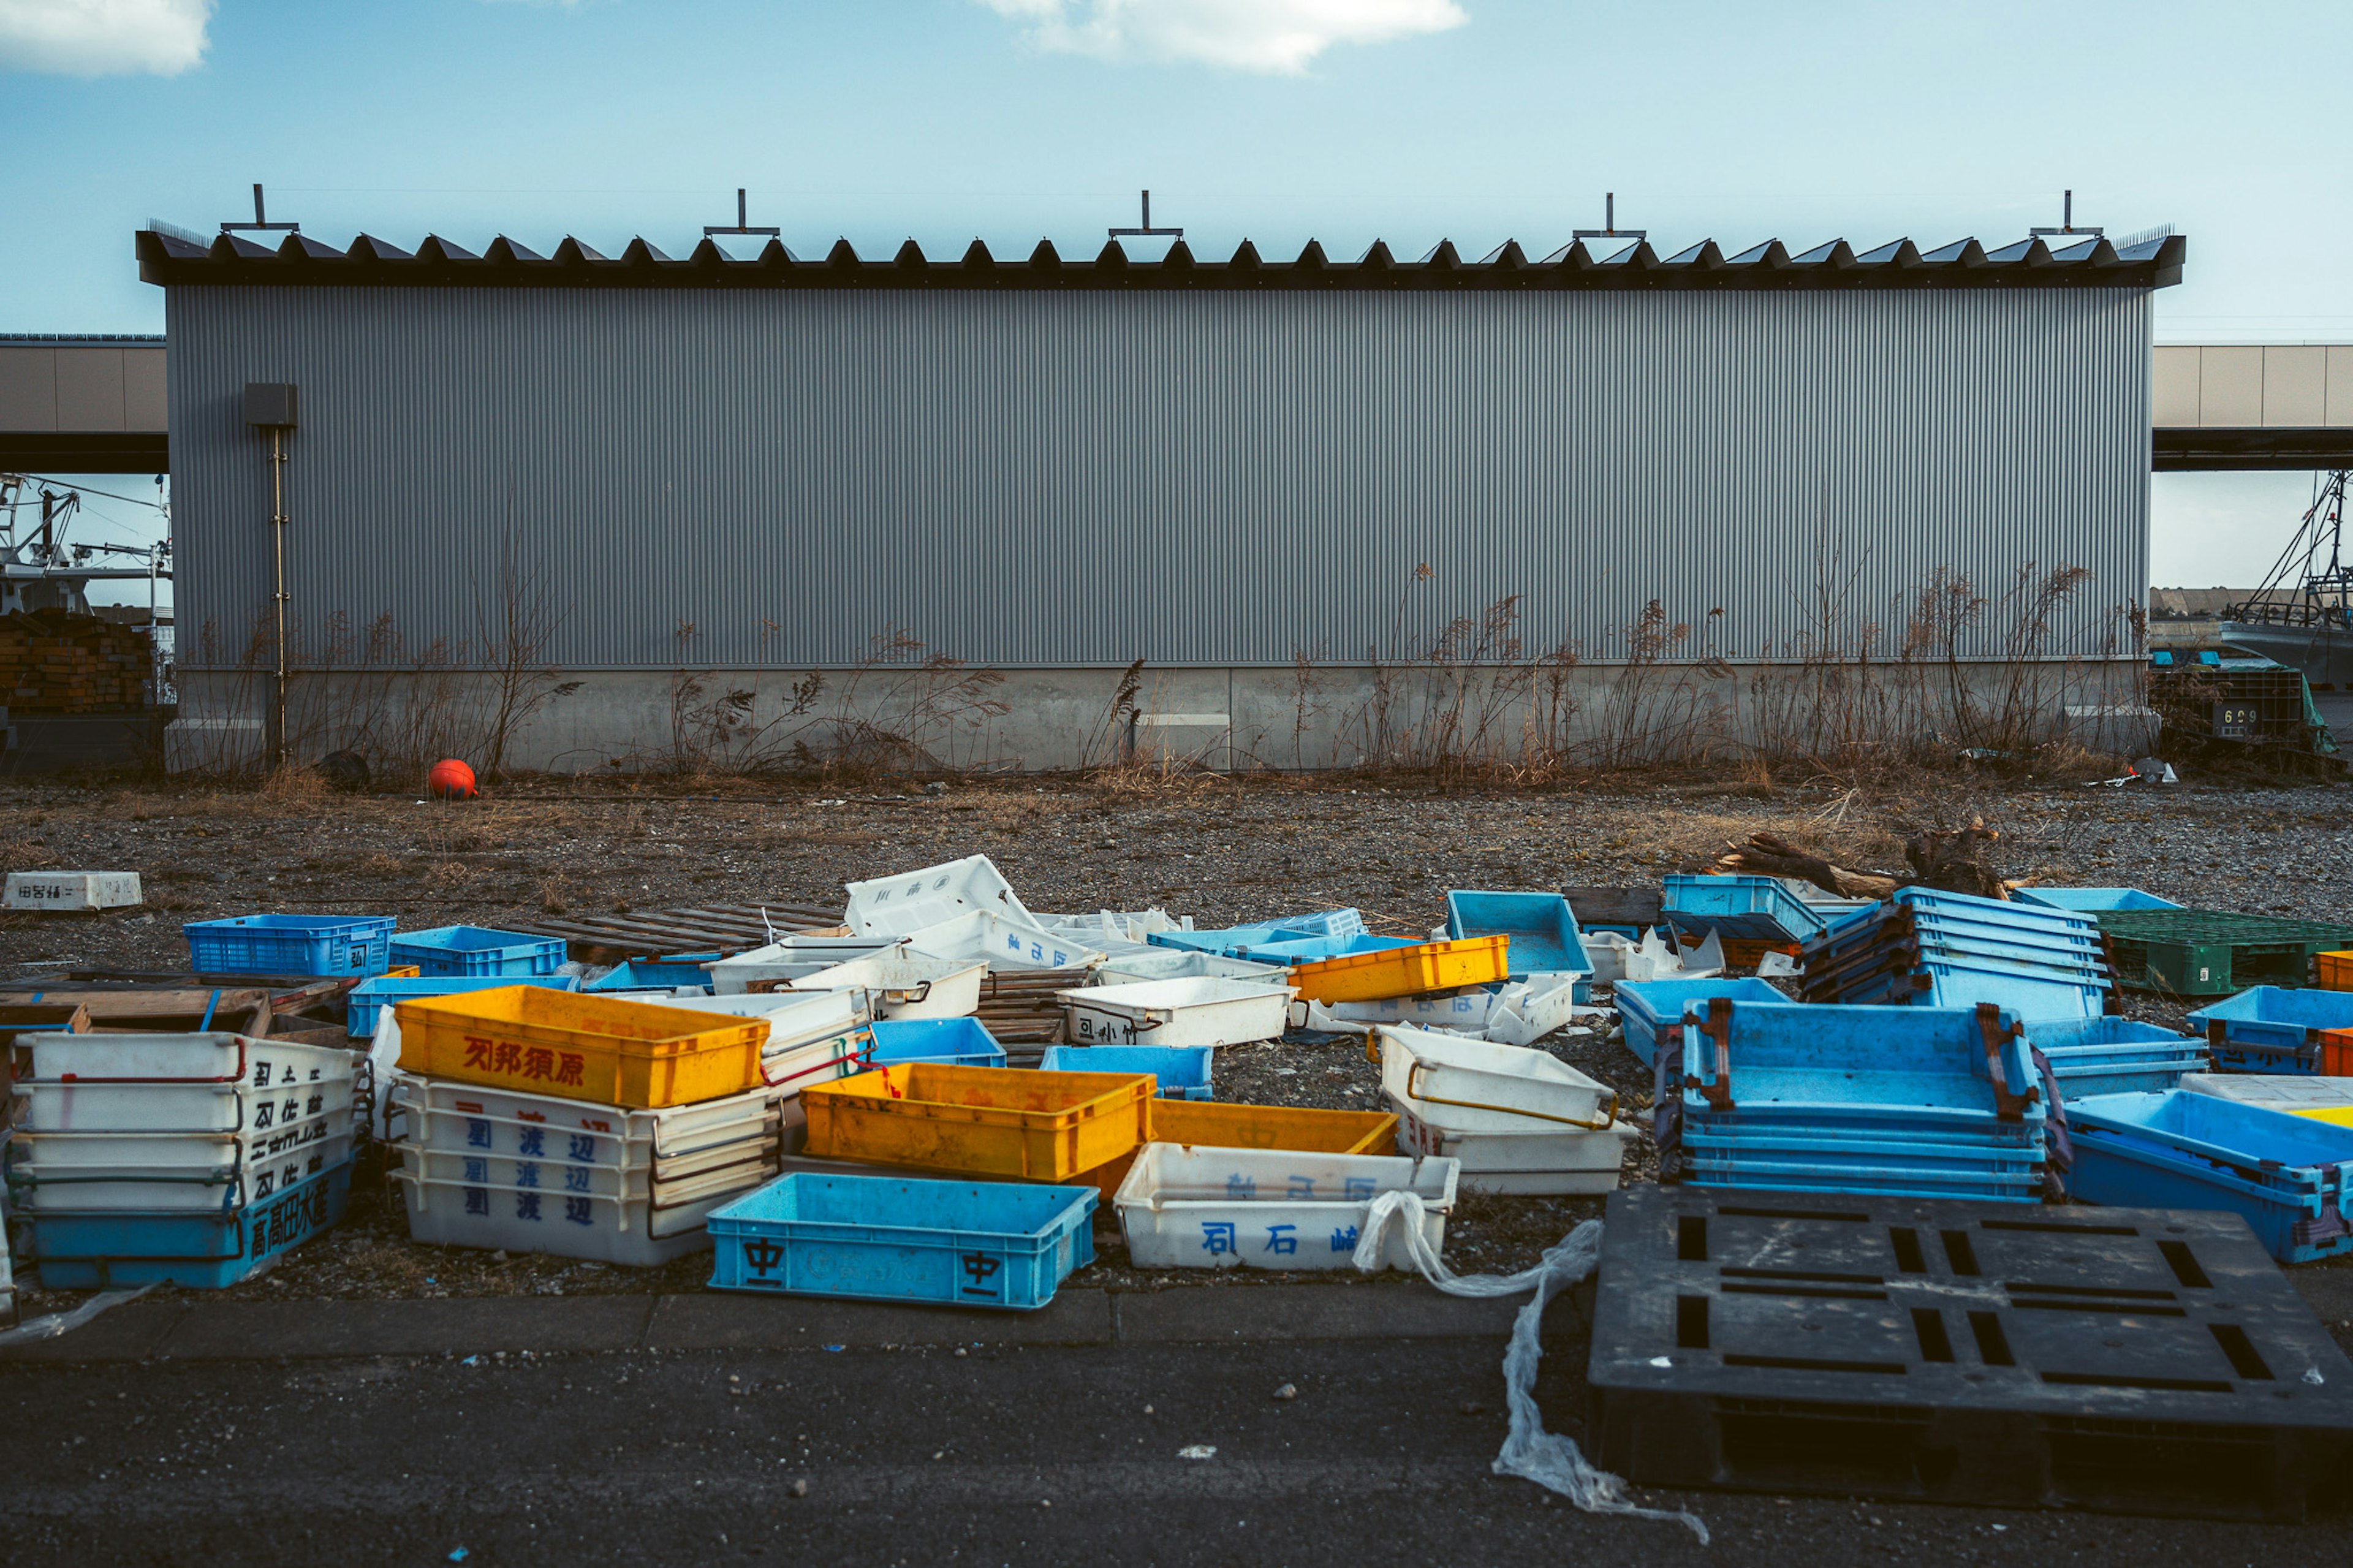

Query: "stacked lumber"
left=0, top=610, right=152, bottom=712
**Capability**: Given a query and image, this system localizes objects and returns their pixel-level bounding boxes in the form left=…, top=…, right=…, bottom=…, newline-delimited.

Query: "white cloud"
left=979, top=0, right=1466, bottom=74
left=0, top=0, right=213, bottom=77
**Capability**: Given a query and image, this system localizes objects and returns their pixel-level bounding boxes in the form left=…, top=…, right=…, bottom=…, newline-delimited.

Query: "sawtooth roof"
left=136, top=227, right=2186, bottom=292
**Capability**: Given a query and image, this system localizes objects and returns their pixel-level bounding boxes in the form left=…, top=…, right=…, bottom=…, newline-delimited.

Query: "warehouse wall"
left=165, top=283, right=2153, bottom=676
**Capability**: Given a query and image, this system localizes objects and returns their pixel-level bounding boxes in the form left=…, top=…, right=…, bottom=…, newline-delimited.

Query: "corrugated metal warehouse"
left=139, top=225, right=2186, bottom=772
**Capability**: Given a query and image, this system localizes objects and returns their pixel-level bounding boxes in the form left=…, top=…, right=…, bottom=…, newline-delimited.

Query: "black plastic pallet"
left=1586, top=1186, right=2353, bottom=1520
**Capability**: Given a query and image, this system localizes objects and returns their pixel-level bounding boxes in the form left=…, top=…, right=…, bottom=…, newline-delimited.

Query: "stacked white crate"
left=1377, top=1025, right=1635, bottom=1195
left=7, top=1032, right=358, bottom=1287
left=388, top=1070, right=795, bottom=1267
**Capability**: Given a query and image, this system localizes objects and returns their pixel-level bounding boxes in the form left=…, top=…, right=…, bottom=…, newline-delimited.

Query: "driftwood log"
left=1710, top=820, right=2008, bottom=902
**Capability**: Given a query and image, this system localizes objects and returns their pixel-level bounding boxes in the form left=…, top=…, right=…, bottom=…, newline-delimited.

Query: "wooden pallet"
left=514, top=902, right=843, bottom=964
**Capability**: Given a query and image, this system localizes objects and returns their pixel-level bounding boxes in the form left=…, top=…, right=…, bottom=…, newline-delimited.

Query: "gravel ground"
left=6, top=770, right=2352, bottom=1312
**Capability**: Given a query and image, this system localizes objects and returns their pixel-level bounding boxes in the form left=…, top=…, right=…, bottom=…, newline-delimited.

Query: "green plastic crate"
left=2095, top=907, right=2353, bottom=997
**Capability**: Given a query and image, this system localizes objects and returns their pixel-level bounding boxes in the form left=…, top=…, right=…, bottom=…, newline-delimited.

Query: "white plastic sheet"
left=1302, top=979, right=1606, bottom=1048
left=0, top=1284, right=156, bottom=1349
left=1583, top=928, right=1723, bottom=984
left=1353, top=1191, right=1710, bottom=1543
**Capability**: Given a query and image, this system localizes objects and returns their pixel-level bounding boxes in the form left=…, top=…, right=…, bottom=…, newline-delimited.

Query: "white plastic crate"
left=1112, top=1143, right=1458, bottom=1271
left=17, top=1073, right=355, bottom=1134
left=1392, top=1107, right=1632, bottom=1195
left=708, top=938, right=899, bottom=993
left=400, top=1140, right=773, bottom=1205
left=393, top=1167, right=755, bottom=1265
left=1091, top=950, right=1290, bottom=987
left=763, top=1029, right=870, bottom=1093
left=903, top=909, right=1106, bottom=973
left=4, top=871, right=142, bottom=911
left=21, top=1031, right=350, bottom=1086
left=387, top=1071, right=784, bottom=1162
left=9, top=1110, right=355, bottom=1211
left=1375, top=1026, right=1617, bottom=1135
left=1058, top=975, right=1295, bottom=1047
left=789, top=950, right=987, bottom=1020
left=846, top=854, right=1035, bottom=937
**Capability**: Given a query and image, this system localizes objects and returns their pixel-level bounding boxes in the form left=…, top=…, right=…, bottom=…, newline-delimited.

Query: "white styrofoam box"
left=1112, top=1143, right=1458, bottom=1271
left=1392, top=1106, right=1632, bottom=1195
left=9, top=1117, right=355, bottom=1211
left=23, top=1031, right=351, bottom=1087
left=903, top=910, right=1106, bottom=973
left=1, top=869, right=138, bottom=914
left=1376, top=1026, right=1617, bottom=1135
left=845, top=854, right=1034, bottom=937
left=788, top=950, right=987, bottom=1021
left=1056, top=976, right=1296, bottom=1048
left=17, top=1074, right=354, bottom=1134
left=1092, top=950, right=1290, bottom=987
left=2178, top=1074, right=2353, bottom=1113
left=387, top=1071, right=783, bottom=1163
left=393, top=1163, right=759, bottom=1263
left=709, top=940, right=900, bottom=994
left=4, top=871, right=142, bottom=912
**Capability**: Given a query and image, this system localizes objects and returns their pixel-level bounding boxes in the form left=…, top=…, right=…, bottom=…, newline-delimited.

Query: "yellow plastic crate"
left=394, top=986, right=768, bottom=1110
left=1076, top=1099, right=1399, bottom=1197
left=1287, top=935, right=1510, bottom=1004
left=2318, top=952, right=2353, bottom=991
left=2300, top=1107, right=2353, bottom=1127
left=385, top=964, right=422, bottom=979
left=801, top=1062, right=1152, bottom=1181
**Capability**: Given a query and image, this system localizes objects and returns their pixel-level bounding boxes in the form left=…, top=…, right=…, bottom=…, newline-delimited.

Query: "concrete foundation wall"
left=165, top=659, right=2155, bottom=778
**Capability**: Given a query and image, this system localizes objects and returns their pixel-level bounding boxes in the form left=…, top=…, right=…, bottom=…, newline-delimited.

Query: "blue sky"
left=6, top=0, right=2351, bottom=589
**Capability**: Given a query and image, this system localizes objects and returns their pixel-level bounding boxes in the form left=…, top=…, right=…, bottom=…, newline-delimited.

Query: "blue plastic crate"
left=2186, top=987, right=2353, bottom=1072
left=346, top=974, right=580, bottom=1037
left=1236, top=933, right=1416, bottom=964
left=183, top=914, right=395, bottom=979
left=1147, top=909, right=1366, bottom=958
left=28, top=1159, right=354, bottom=1290
left=1661, top=1000, right=2049, bottom=1202
left=583, top=959, right=718, bottom=993
left=1444, top=890, right=1593, bottom=981
left=388, top=925, right=566, bottom=979
left=866, top=1017, right=1006, bottom=1069
left=1891, top=885, right=2101, bottom=935
left=1036, top=1045, right=1214, bottom=1099
left=2064, top=1091, right=2353, bottom=1264
left=1614, top=977, right=1787, bottom=1068
left=2012, top=885, right=2186, bottom=914
left=1671, top=1000, right=2047, bottom=1124
left=1662, top=876, right=1830, bottom=944
left=706, top=1173, right=1097, bottom=1309
left=2027, top=1016, right=2208, bottom=1100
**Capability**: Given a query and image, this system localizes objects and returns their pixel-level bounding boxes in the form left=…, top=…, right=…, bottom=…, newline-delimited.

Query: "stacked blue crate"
left=2065, top=1090, right=2353, bottom=1264
left=1654, top=998, right=2053, bottom=1203
left=1797, top=887, right=2109, bottom=1020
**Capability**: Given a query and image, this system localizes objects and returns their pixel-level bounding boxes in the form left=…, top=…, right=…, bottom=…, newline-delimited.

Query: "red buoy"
left=428, top=758, right=477, bottom=800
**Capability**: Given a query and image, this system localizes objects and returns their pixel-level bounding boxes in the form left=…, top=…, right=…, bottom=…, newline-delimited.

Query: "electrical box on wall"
left=243, top=382, right=298, bottom=428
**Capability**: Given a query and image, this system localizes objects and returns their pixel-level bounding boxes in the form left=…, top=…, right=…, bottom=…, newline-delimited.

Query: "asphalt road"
left=3, top=1328, right=2347, bottom=1567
